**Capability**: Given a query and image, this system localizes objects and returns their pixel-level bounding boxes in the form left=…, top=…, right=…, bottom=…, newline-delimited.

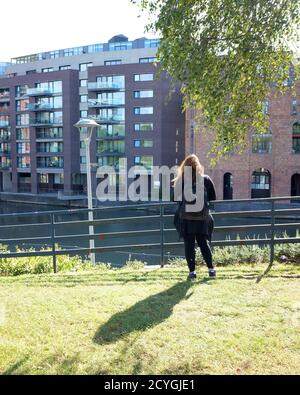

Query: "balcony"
left=0, top=134, right=10, bottom=142
left=89, top=115, right=124, bottom=124
left=36, top=132, right=63, bottom=141
left=88, top=82, right=123, bottom=91
left=88, top=99, right=124, bottom=108
left=0, top=162, right=11, bottom=170
left=0, top=106, right=10, bottom=114
left=0, top=150, right=11, bottom=155
left=27, top=88, right=54, bottom=96
left=28, top=103, right=56, bottom=111
left=97, top=133, right=125, bottom=140
left=37, top=160, right=64, bottom=169
left=0, top=121, right=9, bottom=128
left=30, top=118, right=63, bottom=127
left=97, top=149, right=125, bottom=156
left=0, top=92, right=10, bottom=103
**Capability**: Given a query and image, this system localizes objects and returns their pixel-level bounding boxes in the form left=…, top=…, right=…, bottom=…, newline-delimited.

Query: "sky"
left=0, top=0, right=157, bottom=61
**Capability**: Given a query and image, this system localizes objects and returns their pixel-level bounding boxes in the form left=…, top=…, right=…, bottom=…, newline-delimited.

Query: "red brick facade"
left=185, top=87, right=300, bottom=200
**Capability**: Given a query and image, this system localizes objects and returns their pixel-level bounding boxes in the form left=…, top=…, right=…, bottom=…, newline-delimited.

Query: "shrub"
left=124, top=259, right=146, bottom=270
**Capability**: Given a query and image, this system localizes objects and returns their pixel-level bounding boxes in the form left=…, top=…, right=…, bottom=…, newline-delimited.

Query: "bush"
left=124, top=259, right=146, bottom=270
left=0, top=244, right=111, bottom=276
left=168, top=233, right=300, bottom=267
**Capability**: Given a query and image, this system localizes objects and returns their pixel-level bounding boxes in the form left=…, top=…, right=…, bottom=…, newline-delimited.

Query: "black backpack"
left=174, top=182, right=209, bottom=238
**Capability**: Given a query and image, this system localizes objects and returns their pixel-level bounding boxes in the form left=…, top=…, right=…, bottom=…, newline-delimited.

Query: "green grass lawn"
left=0, top=264, right=299, bottom=375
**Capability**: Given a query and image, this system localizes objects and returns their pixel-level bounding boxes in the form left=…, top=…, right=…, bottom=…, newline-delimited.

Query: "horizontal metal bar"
left=0, top=222, right=51, bottom=230
left=54, top=215, right=161, bottom=227
left=0, top=236, right=52, bottom=243
left=55, top=229, right=160, bottom=241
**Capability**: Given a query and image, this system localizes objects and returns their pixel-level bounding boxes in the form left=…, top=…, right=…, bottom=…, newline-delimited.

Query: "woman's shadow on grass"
left=93, top=281, right=194, bottom=345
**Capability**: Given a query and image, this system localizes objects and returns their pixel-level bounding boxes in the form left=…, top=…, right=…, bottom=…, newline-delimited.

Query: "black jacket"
left=177, top=175, right=216, bottom=238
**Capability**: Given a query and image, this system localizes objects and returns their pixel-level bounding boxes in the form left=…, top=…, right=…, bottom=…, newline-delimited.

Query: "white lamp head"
left=74, top=118, right=99, bottom=140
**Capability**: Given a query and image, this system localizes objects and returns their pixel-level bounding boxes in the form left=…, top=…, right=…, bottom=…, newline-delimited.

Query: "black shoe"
left=187, top=272, right=197, bottom=281
left=208, top=269, right=216, bottom=279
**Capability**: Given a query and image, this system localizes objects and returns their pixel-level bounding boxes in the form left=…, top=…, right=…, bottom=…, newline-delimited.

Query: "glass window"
left=0, top=143, right=11, bottom=154
left=36, top=127, right=63, bottom=139
left=17, top=142, right=30, bottom=154
left=144, top=39, right=160, bottom=48
left=17, top=156, right=31, bottom=169
left=134, top=155, right=153, bottom=170
left=53, top=81, right=62, bottom=93
left=80, top=95, right=88, bottom=103
left=97, top=107, right=125, bottom=122
left=97, top=124, right=125, bottom=138
left=292, top=123, right=300, bottom=154
left=292, top=100, right=298, bottom=115
left=87, top=44, right=103, bottom=53
left=134, top=140, right=153, bottom=148
left=134, top=73, right=154, bottom=82
left=134, top=90, right=154, bottom=99
left=54, top=174, right=64, bottom=184
left=59, top=65, right=71, bottom=70
left=96, top=91, right=125, bottom=105
left=42, top=68, right=53, bottom=73
left=37, top=142, right=63, bottom=153
left=16, top=128, right=30, bottom=140
left=79, top=63, right=93, bottom=72
left=139, top=57, right=157, bottom=64
left=80, top=110, right=88, bottom=118
left=15, top=85, right=28, bottom=97
left=134, top=123, right=153, bottom=131
left=252, top=134, right=272, bottom=154
left=16, top=114, right=29, bottom=126
left=96, top=75, right=125, bottom=89
left=16, top=99, right=29, bottom=112
left=109, top=42, right=133, bottom=51
left=80, top=79, right=87, bottom=87
left=134, top=107, right=154, bottom=115
left=80, top=156, right=86, bottom=164
left=104, top=60, right=122, bottom=66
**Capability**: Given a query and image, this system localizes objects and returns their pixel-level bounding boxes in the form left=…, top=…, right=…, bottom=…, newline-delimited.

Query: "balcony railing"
left=0, top=134, right=10, bottom=142
left=0, top=106, right=10, bottom=113
left=0, top=162, right=11, bottom=170
left=37, top=161, right=64, bottom=169
left=0, top=150, right=11, bottom=155
left=0, top=93, right=10, bottom=102
left=97, top=149, right=125, bottom=156
left=27, top=88, right=54, bottom=96
left=36, top=133, right=63, bottom=140
left=36, top=149, right=63, bottom=154
left=30, top=118, right=63, bottom=126
left=97, top=133, right=125, bottom=140
left=28, top=103, right=56, bottom=111
left=88, top=99, right=124, bottom=108
left=0, top=121, right=9, bottom=128
left=88, top=82, right=123, bottom=91
left=89, top=115, right=124, bottom=124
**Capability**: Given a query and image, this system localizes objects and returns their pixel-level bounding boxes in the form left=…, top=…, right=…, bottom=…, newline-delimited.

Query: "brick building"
left=0, top=35, right=185, bottom=198
left=186, top=86, right=300, bottom=200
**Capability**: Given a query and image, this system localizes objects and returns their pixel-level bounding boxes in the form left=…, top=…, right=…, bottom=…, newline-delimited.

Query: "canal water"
left=0, top=200, right=299, bottom=266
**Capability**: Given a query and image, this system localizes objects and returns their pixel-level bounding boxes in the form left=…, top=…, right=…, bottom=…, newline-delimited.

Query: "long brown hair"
left=173, top=154, right=204, bottom=186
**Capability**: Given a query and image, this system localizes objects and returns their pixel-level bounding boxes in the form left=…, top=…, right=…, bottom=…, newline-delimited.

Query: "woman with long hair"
left=173, top=154, right=217, bottom=280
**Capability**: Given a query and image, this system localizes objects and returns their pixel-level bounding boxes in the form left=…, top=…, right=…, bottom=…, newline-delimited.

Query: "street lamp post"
left=74, top=119, right=99, bottom=265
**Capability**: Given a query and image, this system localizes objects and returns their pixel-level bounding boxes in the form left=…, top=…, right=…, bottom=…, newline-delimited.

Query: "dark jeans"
left=183, top=233, right=213, bottom=272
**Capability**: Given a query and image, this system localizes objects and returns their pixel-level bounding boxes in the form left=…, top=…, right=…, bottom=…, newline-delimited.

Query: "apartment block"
left=0, top=35, right=185, bottom=198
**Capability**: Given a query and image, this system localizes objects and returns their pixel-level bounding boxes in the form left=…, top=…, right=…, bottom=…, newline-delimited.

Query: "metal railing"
left=0, top=196, right=299, bottom=274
